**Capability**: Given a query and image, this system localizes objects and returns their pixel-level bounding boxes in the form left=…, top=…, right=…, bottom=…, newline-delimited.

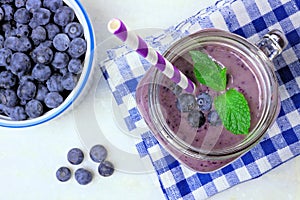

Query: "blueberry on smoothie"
left=67, top=148, right=84, bottom=165
left=187, top=110, right=206, bottom=128
left=197, top=92, right=212, bottom=111
left=176, top=93, right=197, bottom=112
left=56, top=166, right=71, bottom=182
left=75, top=168, right=93, bottom=185
left=207, top=110, right=222, bottom=126
left=98, top=161, right=114, bottom=177
left=89, top=144, right=107, bottom=163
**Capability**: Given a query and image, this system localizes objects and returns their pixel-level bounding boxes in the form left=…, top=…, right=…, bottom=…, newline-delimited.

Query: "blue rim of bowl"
left=0, top=0, right=95, bottom=128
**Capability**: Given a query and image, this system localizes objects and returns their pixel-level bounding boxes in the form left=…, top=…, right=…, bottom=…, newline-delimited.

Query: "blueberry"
left=0, top=89, right=18, bottom=107
left=15, top=0, right=26, bottom=8
left=75, top=168, right=93, bottom=185
left=89, top=144, right=107, bottom=163
left=61, top=73, right=77, bottom=90
left=31, top=26, right=47, bottom=45
left=53, top=33, right=70, bottom=51
left=68, top=38, right=87, bottom=58
left=44, top=92, right=63, bottom=108
left=4, top=36, right=18, bottom=51
left=54, top=6, right=75, bottom=27
left=14, top=24, right=30, bottom=37
left=32, top=64, right=52, bottom=82
left=56, top=167, right=71, bottom=182
left=35, top=83, right=49, bottom=101
left=1, top=4, right=14, bottom=21
left=46, top=74, right=64, bottom=92
left=64, top=22, right=83, bottom=39
left=0, top=35, right=4, bottom=48
left=0, top=7, right=4, bottom=21
left=25, top=99, right=43, bottom=118
left=0, top=48, right=12, bottom=66
left=26, top=0, right=41, bottom=12
left=176, top=93, right=196, bottom=112
left=67, top=148, right=84, bottom=165
left=9, top=106, right=27, bottom=120
left=43, top=0, right=63, bottom=12
left=29, top=8, right=51, bottom=28
left=17, top=81, right=36, bottom=101
left=98, top=161, right=115, bottom=177
left=45, top=23, right=60, bottom=40
left=14, top=8, right=31, bottom=24
left=17, top=36, right=33, bottom=52
left=0, top=71, right=17, bottom=89
left=187, top=110, right=206, bottom=128
left=68, top=59, right=83, bottom=74
left=51, top=52, right=69, bottom=69
left=31, top=44, right=53, bottom=64
left=207, top=110, right=222, bottom=126
left=9, top=52, right=31, bottom=76
left=197, top=93, right=212, bottom=111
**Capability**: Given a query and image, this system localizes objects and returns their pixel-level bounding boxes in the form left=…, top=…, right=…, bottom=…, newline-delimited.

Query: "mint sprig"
left=190, top=50, right=251, bottom=135
left=190, top=51, right=227, bottom=91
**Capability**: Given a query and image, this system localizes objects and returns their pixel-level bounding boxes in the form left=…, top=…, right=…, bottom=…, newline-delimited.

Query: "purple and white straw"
left=107, top=18, right=196, bottom=93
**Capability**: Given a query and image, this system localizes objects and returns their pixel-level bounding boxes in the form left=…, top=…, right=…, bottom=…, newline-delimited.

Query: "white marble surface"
left=0, top=0, right=299, bottom=199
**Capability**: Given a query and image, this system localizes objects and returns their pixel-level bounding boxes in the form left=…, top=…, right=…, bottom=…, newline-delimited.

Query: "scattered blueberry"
left=176, top=93, right=196, bottom=112
left=187, top=110, right=206, bottom=128
left=53, top=33, right=70, bottom=51
left=46, top=73, right=63, bottom=92
left=207, top=110, right=222, bottom=126
left=25, top=99, right=43, bottom=118
left=0, top=89, right=18, bottom=107
left=9, top=52, right=31, bottom=76
left=64, top=22, right=83, bottom=39
left=68, top=38, right=87, bottom=58
left=89, top=144, right=107, bottom=163
left=98, top=161, right=115, bottom=177
left=54, top=6, right=75, bottom=27
left=26, top=0, right=42, bottom=12
left=14, top=8, right=30, bottom=24
left=56, top=167, right=71, bottom=182
left=61, top=73, right=77, bottom=90
left=15, top=0, right=26, bottom=8
left=43, top=0, right=63, bottom=12
left=31, top=44, right=53, bottom=64
left=67, top=148, right=84, bottom=165
left=31, top=26, right=47, bottom=45
left=29, top=8, right=51, bottom=28
left=2, top=4, right=14, bottom=21
left=17, top=81, right=36, bottom=101
left=197, top=92, right=212, bottom=111
left=75, top=168, right=93, bottom=185
left=68, top=59, right=83, bottom=74
left=9, top=106, right=27, bottom=120
left=35, top=83, right=49, bottom=101
left=44, top=92, right=63, bottom=108
left=45, top=23, right=60, bottom=40
left=0, top=71, right=16, bottom=89
left=0, top=48, right=12, bottom=66
left=51, top=52, right=69, bottom=69
left=32, top=64, right=52, bottom=82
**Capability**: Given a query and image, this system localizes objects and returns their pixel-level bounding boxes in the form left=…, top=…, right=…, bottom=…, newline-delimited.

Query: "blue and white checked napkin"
left=100, top=0, right=300, bottom=199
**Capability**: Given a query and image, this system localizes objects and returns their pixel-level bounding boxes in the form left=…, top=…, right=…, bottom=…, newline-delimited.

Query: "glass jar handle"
left=256, top=29, right=288, bottom=61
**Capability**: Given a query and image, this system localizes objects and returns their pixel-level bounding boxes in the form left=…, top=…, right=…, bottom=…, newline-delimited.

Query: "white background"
left=0, top=0, right=299, bottom=199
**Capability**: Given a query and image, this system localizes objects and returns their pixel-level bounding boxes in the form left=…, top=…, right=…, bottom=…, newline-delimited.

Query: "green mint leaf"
left=214, top=89, right=251, bottom=134
left=190, top=51, right=227, bottom=91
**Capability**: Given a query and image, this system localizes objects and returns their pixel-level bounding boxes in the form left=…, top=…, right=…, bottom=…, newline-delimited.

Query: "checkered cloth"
left=100, top=0, right=300, bottom=199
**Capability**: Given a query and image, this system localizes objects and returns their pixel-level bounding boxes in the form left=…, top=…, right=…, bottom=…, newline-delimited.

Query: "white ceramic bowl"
left=0, top=0, right=95, bottom=128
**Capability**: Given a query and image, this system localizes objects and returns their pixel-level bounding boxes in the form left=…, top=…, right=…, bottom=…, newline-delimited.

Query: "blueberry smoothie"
left=136, top=40, right=267, bottom=172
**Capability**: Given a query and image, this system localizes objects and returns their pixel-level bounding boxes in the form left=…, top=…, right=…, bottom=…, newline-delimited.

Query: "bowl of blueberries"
left=0, top=0, right=95, bottom=128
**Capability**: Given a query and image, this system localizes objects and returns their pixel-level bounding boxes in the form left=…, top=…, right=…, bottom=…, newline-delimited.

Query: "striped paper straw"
left=107, top=18, right=196, bottom=93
